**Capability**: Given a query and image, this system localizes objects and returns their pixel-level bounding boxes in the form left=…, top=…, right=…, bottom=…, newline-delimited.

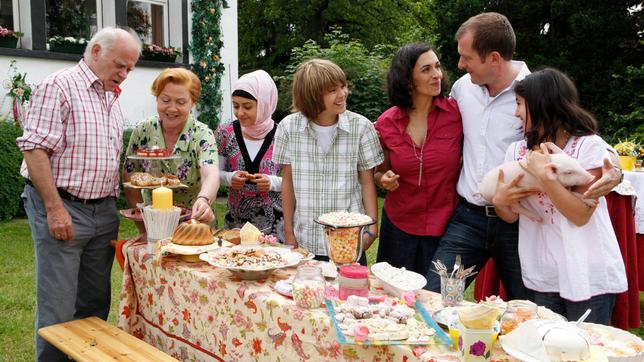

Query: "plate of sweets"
left=128, top=146, right=180, bottom=159
left=158, top=220, right=229, bottom=262
left=200, top=245, right=304, bottom=280
left=123, top=172, right=187, bottom=189
left=326, top=295, right=451, bottom=345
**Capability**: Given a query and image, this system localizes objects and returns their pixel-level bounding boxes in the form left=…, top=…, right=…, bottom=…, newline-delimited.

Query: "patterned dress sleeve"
left=195, top=125, right=219, bottom=168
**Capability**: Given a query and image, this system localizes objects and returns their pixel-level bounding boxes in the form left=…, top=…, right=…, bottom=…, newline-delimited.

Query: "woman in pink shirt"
left=374, top=43, right=463, bottom=275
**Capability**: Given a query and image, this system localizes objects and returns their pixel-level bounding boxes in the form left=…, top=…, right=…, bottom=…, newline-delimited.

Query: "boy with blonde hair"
left=273, top=59, right=383, bottom=262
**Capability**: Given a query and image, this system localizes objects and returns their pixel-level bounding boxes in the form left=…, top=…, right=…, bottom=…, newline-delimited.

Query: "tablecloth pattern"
left=118, top=241, right=517, bottom=362
left=624, top=171, right=644, bottom=234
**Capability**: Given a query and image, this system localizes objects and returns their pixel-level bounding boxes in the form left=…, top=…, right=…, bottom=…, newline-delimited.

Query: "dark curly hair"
left=386, top=43, right=449, bottom=110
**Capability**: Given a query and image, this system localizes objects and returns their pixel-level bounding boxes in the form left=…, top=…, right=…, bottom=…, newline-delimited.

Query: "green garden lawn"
left=1, top=199, right=642, bottom=360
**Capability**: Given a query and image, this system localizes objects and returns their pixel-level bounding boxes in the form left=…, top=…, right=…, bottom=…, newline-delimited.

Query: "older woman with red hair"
left=123, top=68, right=219, bottom=230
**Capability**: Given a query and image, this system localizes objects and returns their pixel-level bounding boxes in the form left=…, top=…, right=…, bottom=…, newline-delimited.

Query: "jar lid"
left=339, top=264, right=368, bottom=278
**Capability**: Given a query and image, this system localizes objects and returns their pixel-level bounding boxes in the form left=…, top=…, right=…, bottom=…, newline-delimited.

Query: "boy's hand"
left=283, top=231, right=298, bottom=247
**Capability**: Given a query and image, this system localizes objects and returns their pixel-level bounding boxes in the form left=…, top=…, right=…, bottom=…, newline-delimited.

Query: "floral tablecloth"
left=118, top=240, right=516, bottom=361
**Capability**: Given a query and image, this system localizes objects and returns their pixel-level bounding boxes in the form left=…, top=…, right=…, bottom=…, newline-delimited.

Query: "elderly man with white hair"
left=16, top=27, right=141, bottom=361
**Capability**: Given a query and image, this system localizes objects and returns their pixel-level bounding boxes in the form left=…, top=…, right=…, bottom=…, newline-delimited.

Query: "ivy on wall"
left=191, top=0, right=228, bottom=129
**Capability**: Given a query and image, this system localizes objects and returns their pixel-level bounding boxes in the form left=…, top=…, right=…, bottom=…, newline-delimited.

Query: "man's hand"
left=250, top=174, right=271, bottom=193
left=492, top=169, right=539, bottom=207
left=47, top=205, right=74, bottom=240
left=379, top=170, right=400, bottom=191
left=283, top=231, right=298, bottom=247
left=584, top=157, right=621, bottom=199
left=230, top=171, right=250, bottom=190
left=191, top=197, right=215, bottom=223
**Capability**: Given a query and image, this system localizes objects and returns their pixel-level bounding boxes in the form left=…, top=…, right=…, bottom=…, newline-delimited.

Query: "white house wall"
left=1, top=0, right=238, bottom=129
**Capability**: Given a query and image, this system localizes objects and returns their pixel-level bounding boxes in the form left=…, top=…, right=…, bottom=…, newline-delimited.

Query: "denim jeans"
left=376, top=209, right=440, bottom=276
left=425, top=201, right=531, bottom=301
left=533, top=292, right=616, bottom=325
left=23, top=185, right=119, bottom=362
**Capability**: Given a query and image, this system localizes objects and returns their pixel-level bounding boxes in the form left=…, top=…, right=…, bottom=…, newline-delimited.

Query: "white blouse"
left=505, top=135, right=627, bottom=301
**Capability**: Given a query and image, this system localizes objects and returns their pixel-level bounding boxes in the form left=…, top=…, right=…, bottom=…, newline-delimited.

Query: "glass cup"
left=636, top=159, right=643, bottom=170
left=440, top=276, right=465, bottom=307
left=292, top=265, right=326, bottom=309
left=318, top=224, right=372, bottom=266
left=500, top=300, right=538, bottom=335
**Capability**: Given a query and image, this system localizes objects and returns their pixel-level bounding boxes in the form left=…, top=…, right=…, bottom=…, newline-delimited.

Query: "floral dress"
left=124, top=114, right=218, bottom=208
left=216, top=121, right=284, bottom=241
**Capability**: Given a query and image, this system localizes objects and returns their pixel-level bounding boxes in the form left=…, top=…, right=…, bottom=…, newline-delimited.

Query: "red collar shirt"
left=374, top=97, right=463, bottom=235
left=16, top=60, right=124, bottom=199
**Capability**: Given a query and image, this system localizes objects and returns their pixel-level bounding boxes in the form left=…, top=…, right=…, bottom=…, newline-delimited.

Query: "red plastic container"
left=338, top=264, right=369, bottom=300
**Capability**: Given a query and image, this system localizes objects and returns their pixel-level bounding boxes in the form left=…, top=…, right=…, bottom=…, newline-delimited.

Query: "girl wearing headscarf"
left=217, top=70, right=283, bottom=240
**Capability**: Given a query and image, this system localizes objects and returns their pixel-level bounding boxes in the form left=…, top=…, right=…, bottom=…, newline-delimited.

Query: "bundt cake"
left=172, top=220, right=213, bottom=246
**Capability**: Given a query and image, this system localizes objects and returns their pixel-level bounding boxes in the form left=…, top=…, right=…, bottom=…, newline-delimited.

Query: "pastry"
left=221, top=229, right=241, bottom=245
left=240, top=222, right=261, bottom=245
left=129, top=172, right=181, bottom=187
left=172, top=220, right=213, bottom=246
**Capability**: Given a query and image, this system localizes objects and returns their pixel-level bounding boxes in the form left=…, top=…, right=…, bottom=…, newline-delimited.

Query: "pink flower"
left=469, top=340, right=487, bottom=356
left=352, top=324, right=369, bottom=342
left=402, top=291, right=416, bottom=307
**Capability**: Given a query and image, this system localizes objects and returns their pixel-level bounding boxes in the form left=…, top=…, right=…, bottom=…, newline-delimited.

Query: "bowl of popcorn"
left=314, top=212, right=375, bottom=266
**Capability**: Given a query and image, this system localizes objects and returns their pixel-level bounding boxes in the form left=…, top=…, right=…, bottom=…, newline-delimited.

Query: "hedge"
left=0, top=121, right=25, bottom=221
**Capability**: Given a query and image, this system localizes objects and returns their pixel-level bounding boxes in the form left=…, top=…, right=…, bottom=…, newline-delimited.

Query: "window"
left=127, top=0, right=167, bottom=46
left=0, top=0, right=15, bottom=29
left=45, top=0, right=98, bottom=39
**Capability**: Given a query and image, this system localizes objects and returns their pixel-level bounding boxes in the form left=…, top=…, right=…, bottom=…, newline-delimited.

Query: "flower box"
left=141, top=52, right=177, bottom=63
left=49, top=42, right=86, bottom=55
left=619, top=155, right=636, bottom=171
left=0, top=37, right=18, bottom=48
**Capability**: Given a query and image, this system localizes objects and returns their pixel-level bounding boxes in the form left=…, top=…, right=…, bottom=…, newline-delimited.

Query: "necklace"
left=407, top=126, right=427, bottom=187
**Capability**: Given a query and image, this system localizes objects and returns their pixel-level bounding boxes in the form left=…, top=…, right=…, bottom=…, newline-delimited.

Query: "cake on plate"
left=172, top=220, right=213, bottom=246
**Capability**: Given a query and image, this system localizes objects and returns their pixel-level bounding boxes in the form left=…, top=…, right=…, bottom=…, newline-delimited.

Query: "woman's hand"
left=250, top=173, right=271, bottom=193
left=492, top=169, right=538, bottom=207
left=521, top=144, right=554, bottom=183
left=361, top=225, right=378, bottom=251
left=231, top=171, right=250, bottom=190
left=191, top=197, right=215, bottom=223
left=379, top=170, right=400, bottom=191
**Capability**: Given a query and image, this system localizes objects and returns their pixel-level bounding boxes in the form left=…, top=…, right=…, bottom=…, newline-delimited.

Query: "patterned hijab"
left=232, top=70, right=278, bottom=139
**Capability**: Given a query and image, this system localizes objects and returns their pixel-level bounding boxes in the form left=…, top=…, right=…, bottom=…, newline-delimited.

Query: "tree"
left=238, top=0, right=433, bottom=75
left=275, top=30, right=390, bottom=122
left=426, top=0, right=643, bottom=141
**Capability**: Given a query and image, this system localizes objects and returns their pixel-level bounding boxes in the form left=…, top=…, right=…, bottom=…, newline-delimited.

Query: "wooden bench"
left=38, top=317, right=178, bottom=362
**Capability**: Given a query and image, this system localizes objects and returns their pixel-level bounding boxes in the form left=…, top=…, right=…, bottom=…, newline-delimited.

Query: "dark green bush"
left=0, top=121, right=25, bottom=221
left=275, top=29, right=391, bottom=123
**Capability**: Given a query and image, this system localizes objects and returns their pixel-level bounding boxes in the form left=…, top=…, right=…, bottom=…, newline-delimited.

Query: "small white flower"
left=3, top=79, right=13, bottom=90
left=64, top=37, right=76, bottom=42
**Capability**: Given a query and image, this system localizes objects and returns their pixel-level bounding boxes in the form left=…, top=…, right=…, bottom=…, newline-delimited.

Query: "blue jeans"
left=23, top=185, right=119, bottom=362
left=376, top=209, right=440, bottom=276
left=533, top=292, right=616, bottom=325
left=425, top=201, right=531, bottom=301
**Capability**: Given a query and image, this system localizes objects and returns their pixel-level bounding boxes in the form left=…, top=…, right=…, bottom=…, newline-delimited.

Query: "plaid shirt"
left=17, top=60, right=124, bottom=199
left=273, top=111, right=384, bottom=255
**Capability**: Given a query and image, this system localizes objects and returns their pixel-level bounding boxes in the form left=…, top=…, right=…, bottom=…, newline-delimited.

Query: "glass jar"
left=292, top=266, right=325, bottom=309
left=500, top=300, right=538, bottom=335
left=338, top=264, right=369, bottom=300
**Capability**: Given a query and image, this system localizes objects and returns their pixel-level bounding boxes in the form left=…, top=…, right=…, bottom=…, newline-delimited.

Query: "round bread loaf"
left=221, top=229, right=241, bottom=245
left=172, top=221, right=213, bottom=246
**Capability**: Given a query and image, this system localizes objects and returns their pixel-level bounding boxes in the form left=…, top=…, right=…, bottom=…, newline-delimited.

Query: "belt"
left=25, top=179, right=110, bottom=205
left=459, top=197, right=498, bottom=217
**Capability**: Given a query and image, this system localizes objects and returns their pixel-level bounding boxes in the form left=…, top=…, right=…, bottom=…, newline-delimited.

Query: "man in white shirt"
left=425, top=12, right=621, bottom=299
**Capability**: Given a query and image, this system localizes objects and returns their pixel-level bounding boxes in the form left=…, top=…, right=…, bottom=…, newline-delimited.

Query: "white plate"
left=161, top=240, right=231, bottom=255
left=199, top=246, right=301, bottom=271
left=580, top=323, right=644, bottom=361
left=123, top=182, right=188, bottom=189
left=371, top=262, right=427, bottom=297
